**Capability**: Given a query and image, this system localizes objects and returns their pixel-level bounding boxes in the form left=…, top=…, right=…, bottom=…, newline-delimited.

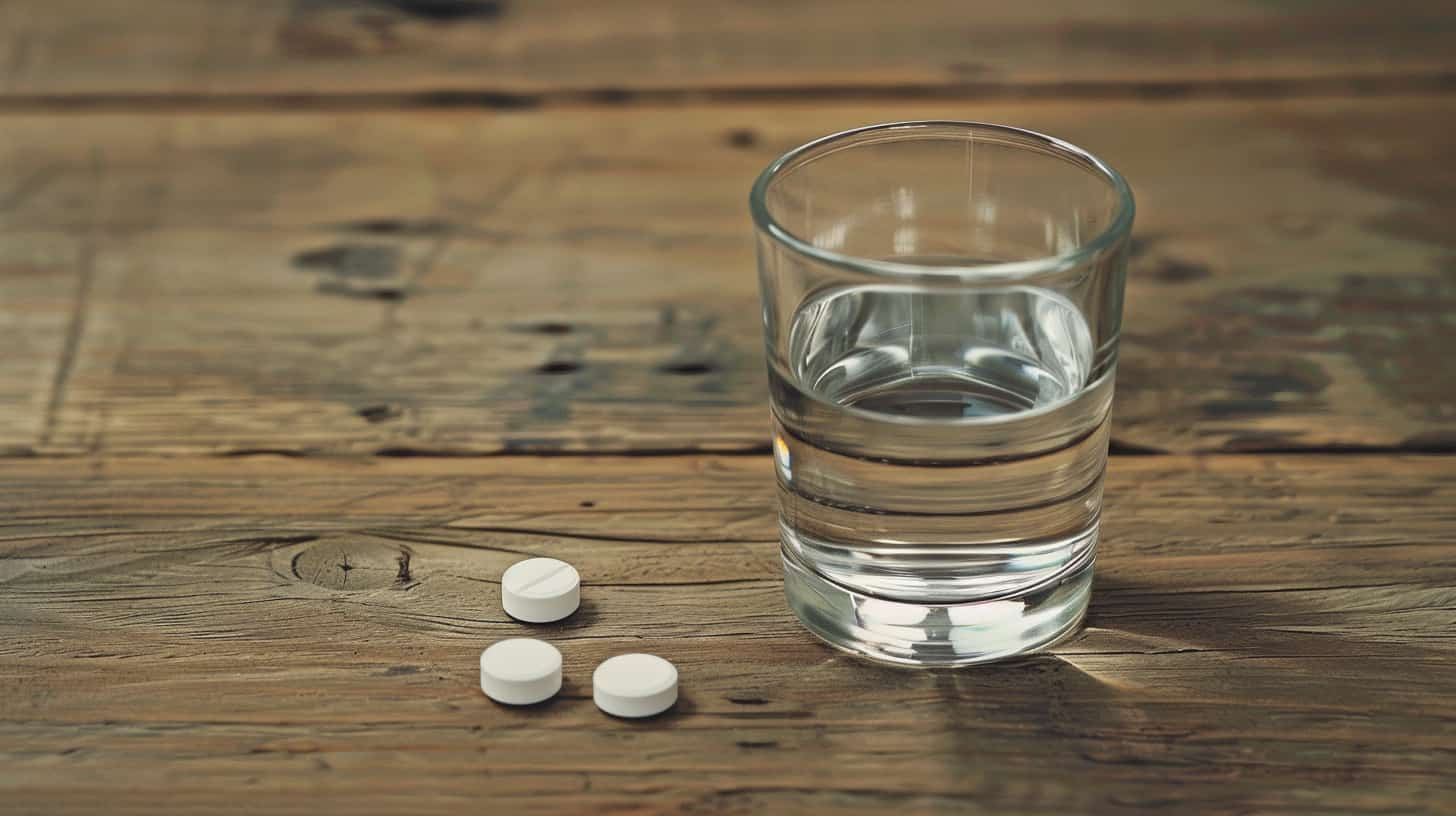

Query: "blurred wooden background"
left=2, top=2, right=1453, bottom=813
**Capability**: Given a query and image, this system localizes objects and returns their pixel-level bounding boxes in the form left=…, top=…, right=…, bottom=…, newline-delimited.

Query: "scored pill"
left=593, top=653, right=679, bottom=719
left=479, top=638, right=562, bottom=706
left=501, top=557, right=580, bottom=623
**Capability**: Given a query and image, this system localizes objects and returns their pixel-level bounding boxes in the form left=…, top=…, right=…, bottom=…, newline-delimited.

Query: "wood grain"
left=2, top=95, right=1453, bottom=455
left=3, top=1, right=1455, bottom=103
left=1, top=453, right=1453, bottom=814
left=0, top=233, right=79, bottom=452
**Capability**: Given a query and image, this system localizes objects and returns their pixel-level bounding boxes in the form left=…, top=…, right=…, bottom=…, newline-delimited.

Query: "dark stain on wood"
left=316, top=281, right=407, bottom=300
left=659, top=361, right=715, bottom=376
left=370, top=0, right=505, bottom=23
left=370, top=287, right=406, bottom=302
left=381, top=665, right=419, bottom=676
left=373, top=445, right=466, bottom=457
left=1107, top=438, right=1167, bottom=456
left=514, top=321, right=574, bottom=336
left=332, top=217, right=456, bottom=236
left=227, top=534, right=323, bottom=548
left=356, top=403, right=402, bottom=423
left=502, top=316, right=729, bottom=428
left=1152, top=258, right=1211, bottom=283
left=578, top=87, right=634, bottom=105
left=719, top=708, right=813, bottom=722
left=725, top=128, right=759, bottom=149
left=1400, top=430, right=1456, bottom=452
left=293, top=244, right=400, bottom=279
left=537, top=360, right=581, bottom=375
left=578, top=500, right=595, bottom=508
left=412, top=90, right=540, bottom=109
left=735, top=740, right=779, bottom=749
left=292, top=243, right=410, bottom=300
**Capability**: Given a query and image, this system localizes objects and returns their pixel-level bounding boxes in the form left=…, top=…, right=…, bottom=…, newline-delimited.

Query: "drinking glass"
left=751, top=121, right=1134, bottom=665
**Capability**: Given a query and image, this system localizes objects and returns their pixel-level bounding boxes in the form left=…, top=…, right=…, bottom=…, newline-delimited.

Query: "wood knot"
left=287, top=537, right=416, bottom=591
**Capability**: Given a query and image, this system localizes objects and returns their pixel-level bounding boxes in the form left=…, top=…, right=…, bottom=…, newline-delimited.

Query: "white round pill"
left=593, top=654, right=678, bottom=718
left=502, top=557, right=580, bottom=623
left=480, top=638, right=562, bottom=706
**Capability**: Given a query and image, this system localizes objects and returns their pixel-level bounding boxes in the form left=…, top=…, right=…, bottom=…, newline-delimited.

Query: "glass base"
left=781, top=543, right=1093, bottom=667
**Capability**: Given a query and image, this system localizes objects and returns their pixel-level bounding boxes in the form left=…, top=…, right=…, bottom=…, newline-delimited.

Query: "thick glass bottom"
left=781, top=541, right=1093, bottom=667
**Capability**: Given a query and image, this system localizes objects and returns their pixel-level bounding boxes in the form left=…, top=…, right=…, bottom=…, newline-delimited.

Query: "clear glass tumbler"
left=751, top=121, right=1134, bottom=666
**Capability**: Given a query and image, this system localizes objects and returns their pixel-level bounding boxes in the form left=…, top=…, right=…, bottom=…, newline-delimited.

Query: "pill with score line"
left=501, top=557, right=581, bottom=623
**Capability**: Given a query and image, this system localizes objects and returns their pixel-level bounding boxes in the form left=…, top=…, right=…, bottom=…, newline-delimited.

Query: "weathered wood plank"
left=3, top=1, right=1455, bottom=101
left=2, top=454, right=1454, bottom=814
left=1, top=95, right=1453, bottom=455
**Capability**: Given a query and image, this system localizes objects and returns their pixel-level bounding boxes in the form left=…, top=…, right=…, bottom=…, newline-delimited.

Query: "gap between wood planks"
left=0, top=71, right=1452, bottom=114
left=1, top=442, right=1455, bottom=460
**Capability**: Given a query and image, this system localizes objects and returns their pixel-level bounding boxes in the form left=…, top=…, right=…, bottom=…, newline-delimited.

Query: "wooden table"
left=3, top=3, right=1454, bottom=813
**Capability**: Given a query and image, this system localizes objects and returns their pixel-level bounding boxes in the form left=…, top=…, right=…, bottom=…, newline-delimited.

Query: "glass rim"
left=749, top=120, right=1135, bottom=281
